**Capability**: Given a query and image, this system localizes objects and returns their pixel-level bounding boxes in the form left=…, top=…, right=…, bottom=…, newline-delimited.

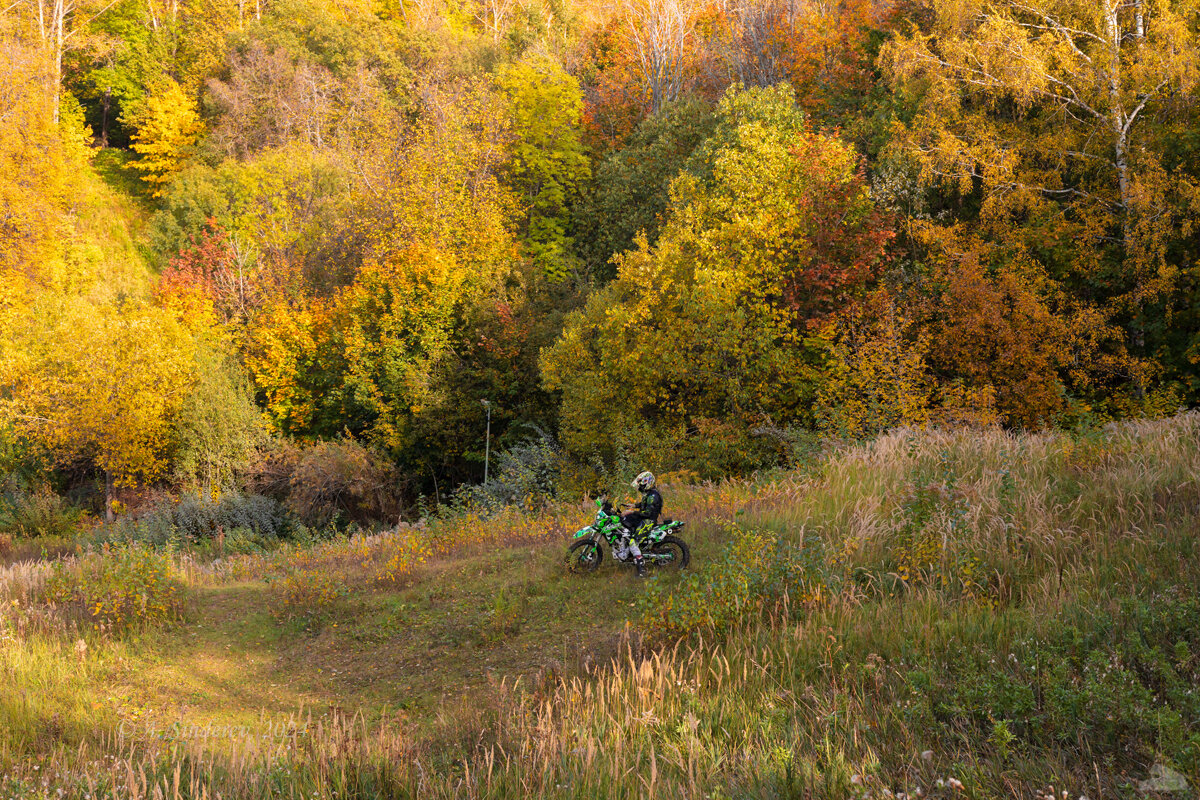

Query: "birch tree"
left=12, top=0, right=118, bottom=120
left=472, top=0, right=515, bottom=44
left=883, top=0, right=1200, bottom=313
left=621, top=0, right=695, bottom=112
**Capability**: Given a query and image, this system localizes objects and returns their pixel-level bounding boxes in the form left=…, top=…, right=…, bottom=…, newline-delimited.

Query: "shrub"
left=96, top=492, right=288, bottom=546
left=677, top=417, right=787, bottom=479
left=243, top=439, right=304, bottom=502
left=360, top=529, right=431, bottom=585
left=42, top=543, right=186, bottom=630
left=170, top=493, right=287, bottom=540
left=171, top=346, right=268, bottom=490
left=249, top=439, right=405, bottom=526
left=0, top=483, right=83, bottom=539
left=197, top=526, right=277, bottom=557
left=287, top=440, right=403, bottom=525
left=454, top=432, right=563, bottom=510
left=274, top=567, right=344, bottom=615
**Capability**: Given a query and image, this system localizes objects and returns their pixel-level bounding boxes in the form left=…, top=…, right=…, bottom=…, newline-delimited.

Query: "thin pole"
left=482, top=400, right=492, bottom=484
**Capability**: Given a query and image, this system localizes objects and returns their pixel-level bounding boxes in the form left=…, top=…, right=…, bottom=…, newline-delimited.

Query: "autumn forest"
left=1, top=0, right=1199, bottom=520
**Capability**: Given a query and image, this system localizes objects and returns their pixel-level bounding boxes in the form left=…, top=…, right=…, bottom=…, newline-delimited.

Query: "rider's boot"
left=634, top=556, right=647, bottom=578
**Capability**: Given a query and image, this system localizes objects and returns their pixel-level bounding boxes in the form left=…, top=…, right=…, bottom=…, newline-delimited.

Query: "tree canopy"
left=1, top=0, right=1198, bottom=510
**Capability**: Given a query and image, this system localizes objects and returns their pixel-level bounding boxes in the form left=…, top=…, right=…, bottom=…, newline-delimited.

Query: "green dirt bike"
left=565, top=498, right=690, bottom=574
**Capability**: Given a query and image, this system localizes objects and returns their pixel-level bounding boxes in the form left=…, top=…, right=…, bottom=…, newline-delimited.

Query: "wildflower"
left=948, top=778, right=964, bottom=791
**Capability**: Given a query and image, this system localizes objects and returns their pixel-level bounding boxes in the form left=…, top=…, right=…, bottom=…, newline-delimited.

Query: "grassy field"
left=2, top=414, right=1199, bottom=798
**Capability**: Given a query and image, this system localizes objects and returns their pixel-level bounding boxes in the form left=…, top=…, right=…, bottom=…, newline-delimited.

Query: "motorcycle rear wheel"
left=566, top=539, right=604, bottom=573
left=648, top=535, right=690, bottom=570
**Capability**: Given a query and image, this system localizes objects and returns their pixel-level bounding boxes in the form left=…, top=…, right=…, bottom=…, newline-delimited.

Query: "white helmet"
left=632, top=471, right=655, bottom=491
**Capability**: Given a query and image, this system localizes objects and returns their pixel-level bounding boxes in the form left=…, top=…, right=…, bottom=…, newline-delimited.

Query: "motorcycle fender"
left=573, top=526, right=594, bottom=539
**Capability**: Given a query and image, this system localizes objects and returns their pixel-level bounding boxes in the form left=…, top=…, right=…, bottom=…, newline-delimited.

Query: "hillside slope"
left=2, top=415, right=1199, bottom=798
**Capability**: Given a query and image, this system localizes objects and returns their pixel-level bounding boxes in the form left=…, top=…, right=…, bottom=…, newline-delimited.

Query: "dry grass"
left=2, top=413, right=1199, bottom=798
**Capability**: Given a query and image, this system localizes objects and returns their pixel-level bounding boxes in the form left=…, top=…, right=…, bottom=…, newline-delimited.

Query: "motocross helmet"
left=632, top=471, right=655, bottom=492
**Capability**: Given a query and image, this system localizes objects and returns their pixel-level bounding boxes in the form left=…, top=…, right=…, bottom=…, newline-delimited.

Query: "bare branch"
left=910, top=47, right=1105, bottom=121
left=1004, top=2, right=1105, bottom=45
left=1123, top=78, right=1171, bottom=135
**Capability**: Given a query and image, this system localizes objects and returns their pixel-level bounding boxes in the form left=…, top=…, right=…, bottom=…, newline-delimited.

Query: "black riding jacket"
left=630, top=488, right=663, bottom=522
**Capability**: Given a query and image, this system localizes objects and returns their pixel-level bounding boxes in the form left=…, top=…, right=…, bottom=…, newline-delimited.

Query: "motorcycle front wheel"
left=565, top=539, right=604, bottom=573
left=648, top=535, right=690, bottom=570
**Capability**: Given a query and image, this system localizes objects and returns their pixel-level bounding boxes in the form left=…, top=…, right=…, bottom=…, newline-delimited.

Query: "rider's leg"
left=629, top=540, right=646, bottom=577
left=613, top=534, right=629, bottom=560
left=617, top=514, right=641, bottom=563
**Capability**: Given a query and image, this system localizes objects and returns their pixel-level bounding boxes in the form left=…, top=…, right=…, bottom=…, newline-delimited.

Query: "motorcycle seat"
left=662, top=518, right=673, bottom=524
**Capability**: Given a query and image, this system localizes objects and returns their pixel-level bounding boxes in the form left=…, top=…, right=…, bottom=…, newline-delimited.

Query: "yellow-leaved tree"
left=0, top=36, right=71, bottom=274
left=814, top=292, right=999, bottom=437
left=0, top=296, right=196, bottom=519
left=127, top=80, right=204, bottom=197
left=541, top=84, right=891, bottom=462
left=881, top=0, right=1200, bottom=338
left=495, top=57, right=590, bottom=281
left=244, top=79, right=519, bottom=458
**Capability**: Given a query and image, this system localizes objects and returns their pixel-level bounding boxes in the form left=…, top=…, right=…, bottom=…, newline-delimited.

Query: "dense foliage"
left=0, top=0, right=1198, bottom=518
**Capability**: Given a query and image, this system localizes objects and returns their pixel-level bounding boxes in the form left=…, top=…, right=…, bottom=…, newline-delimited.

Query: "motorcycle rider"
left=619, top=471, right=663, bottom=578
